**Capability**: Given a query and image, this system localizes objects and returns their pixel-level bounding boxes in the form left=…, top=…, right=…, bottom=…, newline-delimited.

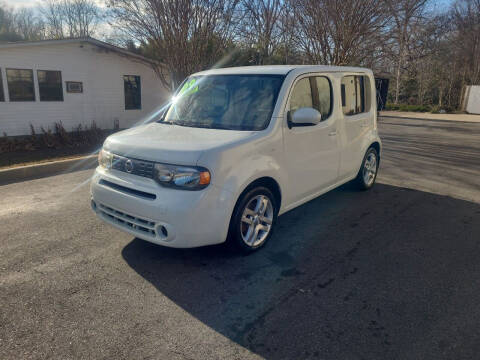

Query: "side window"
left=290, top=76, right=332, bottom=120
left=0, top=69, right=4, bottom=102
left=341, top=75, right=371, bottom=116
left=6, top=69, right=35, bottom=102
left=289, top=77, right=313, bottom=114
left=38, top=70, right=63, bottom=101
left=315, top=77, right=332, bottom=119
left=124, top=75, right=141, bottom=110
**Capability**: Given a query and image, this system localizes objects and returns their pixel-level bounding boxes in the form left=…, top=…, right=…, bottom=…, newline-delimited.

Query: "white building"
left=0, top=37, right=171, bottom=136
left=462, top=85, right=480, bottom=115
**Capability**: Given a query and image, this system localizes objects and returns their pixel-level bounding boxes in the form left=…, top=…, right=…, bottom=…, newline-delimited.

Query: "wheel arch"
left=370, top=141, right=381, bottom=159
left=353, top=140, right=382, bottom=177
left=234, top=176, right=282, bottom=214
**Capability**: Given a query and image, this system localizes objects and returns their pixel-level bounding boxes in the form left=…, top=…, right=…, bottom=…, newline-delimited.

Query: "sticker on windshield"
left=179, top=78, right=199, bottom=96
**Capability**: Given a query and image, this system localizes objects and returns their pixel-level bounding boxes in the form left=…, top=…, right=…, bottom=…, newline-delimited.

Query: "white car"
left=91, top=65, right=381, bottom=252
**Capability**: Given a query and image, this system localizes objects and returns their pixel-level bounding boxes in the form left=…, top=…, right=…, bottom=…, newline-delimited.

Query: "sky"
left=4, top=0, right=106, bottom=9
left=4, top=0, right=36, bottom=8
left=4, top=0, right=455, bottom=9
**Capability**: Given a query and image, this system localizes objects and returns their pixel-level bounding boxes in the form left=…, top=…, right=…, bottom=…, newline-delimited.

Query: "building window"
left=38, top=70, right=63, bottom=101
left=0, top=70, right=4, bottom=102
left=341, top=75, right=371, bottom=116
left=289, top=76, right=332, bottom=121
left=124, top=75, right=141, bottom=110
left=6, top=69, right=35, bottom=102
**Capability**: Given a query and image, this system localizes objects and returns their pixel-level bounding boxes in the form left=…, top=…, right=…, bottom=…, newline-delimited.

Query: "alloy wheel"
left=363, top=152, right=377, bottom=187
left=240, top=195, right=274, bottom=247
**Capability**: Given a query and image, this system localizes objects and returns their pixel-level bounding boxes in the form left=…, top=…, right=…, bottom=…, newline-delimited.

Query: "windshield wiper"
left=159, top=120, right=233, bottom=130
left=178, top=122, right=233, bottom=130
left=158, top=119, right=174, bottom=125
left=180, top=122, right=212, bottom=128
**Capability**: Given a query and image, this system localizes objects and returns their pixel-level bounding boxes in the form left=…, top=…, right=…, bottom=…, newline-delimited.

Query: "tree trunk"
left=395, top=61, right=401, bottom=104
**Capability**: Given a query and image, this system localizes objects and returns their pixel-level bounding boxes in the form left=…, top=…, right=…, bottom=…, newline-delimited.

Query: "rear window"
left=341, top=75, right=371, bottom=116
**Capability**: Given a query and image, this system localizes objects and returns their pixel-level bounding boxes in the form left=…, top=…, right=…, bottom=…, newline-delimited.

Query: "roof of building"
left=193, top=65, right=372, bottom=76
left=0, top=37, right=161, bottom=67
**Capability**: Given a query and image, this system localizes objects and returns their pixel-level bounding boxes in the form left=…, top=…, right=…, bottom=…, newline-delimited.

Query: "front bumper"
left=90, top=167, right=235, bottom=248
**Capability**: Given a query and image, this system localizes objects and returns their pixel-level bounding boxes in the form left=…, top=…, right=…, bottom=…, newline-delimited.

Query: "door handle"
left=328, top=131, right=337, bottom=136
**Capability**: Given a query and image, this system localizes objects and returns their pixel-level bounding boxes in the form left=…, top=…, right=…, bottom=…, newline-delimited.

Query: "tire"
left=227, top=186, right=278, bottom=253
left=353, top=147, right=379, bottom=190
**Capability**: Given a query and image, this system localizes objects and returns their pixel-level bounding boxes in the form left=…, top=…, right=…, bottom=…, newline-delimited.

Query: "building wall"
left=0, top=42, right=171, bottom=136
left=466, top=86, right=480, bottom=115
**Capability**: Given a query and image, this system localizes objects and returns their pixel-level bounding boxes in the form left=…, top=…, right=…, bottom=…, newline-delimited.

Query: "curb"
left=0, top=155, right=98, bottom=186
left=379, top=114, right=480, bottom=124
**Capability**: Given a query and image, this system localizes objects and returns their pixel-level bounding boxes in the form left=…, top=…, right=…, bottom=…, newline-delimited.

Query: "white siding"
left=466, top=86, right=480, bottom=115
left=0, top=42, right=171, bottom=136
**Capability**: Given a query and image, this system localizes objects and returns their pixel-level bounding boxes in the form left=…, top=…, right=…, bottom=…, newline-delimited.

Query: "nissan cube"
left=91, top=65, right=381, bottom=252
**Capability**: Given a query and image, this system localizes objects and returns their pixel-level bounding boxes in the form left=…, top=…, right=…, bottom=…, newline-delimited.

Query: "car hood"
left=103, top=123, right=256, bottom=165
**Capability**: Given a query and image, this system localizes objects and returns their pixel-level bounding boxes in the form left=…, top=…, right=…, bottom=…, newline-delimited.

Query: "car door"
left=283, top=74, right=340, bottom=205
left=339, top=74, right=374, bottom=178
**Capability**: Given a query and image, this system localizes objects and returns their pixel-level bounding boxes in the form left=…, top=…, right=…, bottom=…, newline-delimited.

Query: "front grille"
left=111, top=154, right=155, bottom=179
left=99, top=179, right=156, bottom=200
left=98, top=203, right=156, bottom=237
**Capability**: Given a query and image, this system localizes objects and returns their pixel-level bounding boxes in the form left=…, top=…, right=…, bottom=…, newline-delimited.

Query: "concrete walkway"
left=380, top=111, right=480, bottom=123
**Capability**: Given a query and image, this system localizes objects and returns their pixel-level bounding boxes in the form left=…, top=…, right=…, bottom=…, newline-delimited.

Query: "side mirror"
left=288, top=107, right=322, bottom=129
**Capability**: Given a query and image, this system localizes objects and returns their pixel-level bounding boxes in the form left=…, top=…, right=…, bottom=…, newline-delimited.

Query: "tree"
left=452, top=0, right=480, bottom=86
left=41, top=0, right=102, bottom=39
left=239, top=0, right=285, bottom=64
left=291, top=0, right=389, bottom=66
left=0, top=5, right=21, bottom=42
left=14, top=8, right=45, bottom=40
left=0, top=4, right=45, bottom=42
left=384, top=0, right=430, bottom=104
left=107, top=0, right=241, bottom=89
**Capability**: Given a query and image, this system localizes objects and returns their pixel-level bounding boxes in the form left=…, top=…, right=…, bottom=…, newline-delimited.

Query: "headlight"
left=154, top=163, right=211, bottom=190
left=98, top=149, right=113, bottom=169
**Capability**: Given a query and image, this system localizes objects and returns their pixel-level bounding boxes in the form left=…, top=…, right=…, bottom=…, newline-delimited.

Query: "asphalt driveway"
left=0, top=117, right=479, bottom=359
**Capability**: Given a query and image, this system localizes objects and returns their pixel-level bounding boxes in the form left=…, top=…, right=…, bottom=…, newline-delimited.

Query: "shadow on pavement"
left=122, top=183, right=480, bottom=360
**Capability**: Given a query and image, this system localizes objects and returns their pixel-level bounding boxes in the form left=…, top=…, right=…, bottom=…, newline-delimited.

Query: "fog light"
left=158, top=225, right=168, bottom=239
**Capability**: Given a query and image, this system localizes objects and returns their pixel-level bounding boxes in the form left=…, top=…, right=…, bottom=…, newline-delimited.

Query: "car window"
left=163, top=74, right=284, bottom=131
left=290, top=76, right=332, bottom=121
left=315, top=77, right=332, bottom=119
left=290, top=78, right=313, bottom=114
left=341, top=75, right=371, bottom=116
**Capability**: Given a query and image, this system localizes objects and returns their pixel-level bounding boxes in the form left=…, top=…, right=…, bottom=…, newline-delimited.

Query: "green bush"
left=385, top=103, right=431, bottom=112
left=385, top=103, right=400, bottom=111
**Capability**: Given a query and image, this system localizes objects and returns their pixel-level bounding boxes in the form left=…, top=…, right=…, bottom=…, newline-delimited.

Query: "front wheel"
left=227, top=186, right=278, bottom=253
left=353, top=147, right=379, bottom=190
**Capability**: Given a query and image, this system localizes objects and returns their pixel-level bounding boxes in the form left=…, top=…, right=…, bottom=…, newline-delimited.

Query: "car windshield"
left=161, top=74, right=285, bottom=131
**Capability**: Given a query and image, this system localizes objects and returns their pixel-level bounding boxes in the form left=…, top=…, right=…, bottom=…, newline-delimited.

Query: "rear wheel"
left=353, top=147, right=379, bottom=190
left=227, top=186, right=278, bottom=253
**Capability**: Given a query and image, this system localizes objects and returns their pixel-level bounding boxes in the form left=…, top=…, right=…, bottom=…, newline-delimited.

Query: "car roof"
left=192, top=65, right=371, bottom=76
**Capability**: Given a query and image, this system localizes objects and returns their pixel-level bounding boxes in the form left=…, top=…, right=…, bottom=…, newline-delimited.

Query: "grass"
left=384, top=103, right=456, bottom=113
left=385, top=103, right=431, bottom=112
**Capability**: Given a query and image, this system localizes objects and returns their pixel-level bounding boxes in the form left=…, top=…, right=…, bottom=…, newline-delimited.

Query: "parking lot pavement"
left=378, top=116, right=480, bottom=204
left=1, top=117, right=479, bottom=359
